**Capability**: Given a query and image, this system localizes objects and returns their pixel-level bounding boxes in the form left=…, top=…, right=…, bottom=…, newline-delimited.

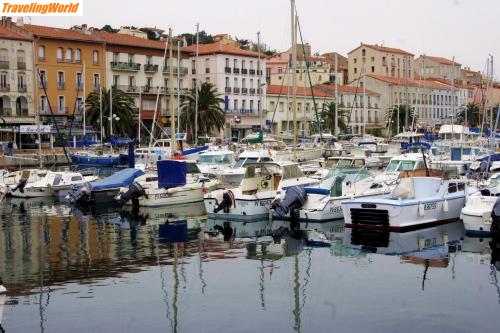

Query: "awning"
left=0, top=117, right=36, bottom=124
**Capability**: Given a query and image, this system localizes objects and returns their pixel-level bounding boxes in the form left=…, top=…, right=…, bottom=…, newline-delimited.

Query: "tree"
left=181, top=82, right=225, bottom=141
left=236, top=38, right=250, bottom=50
left=385, top=105, right=417, bottom=135
left=456, top=103, right=481, bottom=128
left=85, top=88, right=136, bottom=139
left=179, top=31, right=213, bottom=46
left=100, top=24, right=118, bottom=33
left=320, top=102, right=348, bottom=134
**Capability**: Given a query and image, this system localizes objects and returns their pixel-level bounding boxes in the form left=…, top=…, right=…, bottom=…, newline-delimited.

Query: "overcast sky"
left=25, top=0, right=499, bottom=77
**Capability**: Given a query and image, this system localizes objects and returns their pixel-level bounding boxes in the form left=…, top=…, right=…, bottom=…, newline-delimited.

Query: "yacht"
left=342, top=170, right=472, bottom=232
left=197, top=150, right=235, bottom=178
left=205, top=161, right=318, bottom=221
left=220, top=149, right=274, bottom=185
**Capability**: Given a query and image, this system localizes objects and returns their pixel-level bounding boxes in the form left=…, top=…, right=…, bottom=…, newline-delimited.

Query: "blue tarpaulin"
left=157, top=160, right=186, bottom=189
left=181, top=146, right=208, bottom=156
left=402, top=142, right=431, bottom=150
left=476, top=153, right=500, bottom=162
left=158, top=221, right=188, bottom=244
left=90, top=168, right=144, bottom=191
left=109, top=135, right=133, bottom=146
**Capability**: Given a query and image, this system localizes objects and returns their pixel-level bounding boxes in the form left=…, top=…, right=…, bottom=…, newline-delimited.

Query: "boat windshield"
left=391, top=178, right=415, bottom=199
left=326, top=158, right=353, bottom=168
left=282, top=164, right=304, bottom=179
left=234, top=157, right=258, bottom=168
left=385, top=160, right=416, bottom=172
left=198, top=153, right=233, bottom=165
left=186, top=163, right=201, bottom=174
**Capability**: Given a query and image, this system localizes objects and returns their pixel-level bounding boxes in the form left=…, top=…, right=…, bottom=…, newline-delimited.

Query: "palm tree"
left=320, top=102, right=348, bottom=134
left=456, top=103, right=480, bottom=128
left=385, top=105, right=417, bottom=136
left=85, top=87, right=136, bottom=139
left=181, top=82, right=225, bottom=141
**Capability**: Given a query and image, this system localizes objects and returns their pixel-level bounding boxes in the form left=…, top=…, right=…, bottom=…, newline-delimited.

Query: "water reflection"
left=2, top=199, right=500, bottom=332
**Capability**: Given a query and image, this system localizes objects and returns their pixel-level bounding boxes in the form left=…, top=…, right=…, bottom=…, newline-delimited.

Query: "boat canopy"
left=90, top=168, right=144, bottom=191
left=402, top=142, right=431, bottom=150
left=157, top=160, right=187, bottom=189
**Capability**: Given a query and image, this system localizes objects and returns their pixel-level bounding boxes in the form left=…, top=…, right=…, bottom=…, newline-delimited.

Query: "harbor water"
left=1, top=197, right=500, bottom=332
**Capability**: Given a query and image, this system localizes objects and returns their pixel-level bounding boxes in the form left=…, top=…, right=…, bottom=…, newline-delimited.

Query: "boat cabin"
left=198, top=151, right=235, bottom=166
left=240, top=162, right=304, bottom=194
left=325, top=156, right=366, bottom=169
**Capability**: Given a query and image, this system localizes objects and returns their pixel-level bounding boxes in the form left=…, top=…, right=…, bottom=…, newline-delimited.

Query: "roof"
left=93, top=30, right=168, bottom=50
left=266, top=85, right=334, bottom=98
left=0, top=24, right=31, bottom=41
left=318, top=84, right=380, bottom=96
left=22, top=24, right=102, bottom=43
left=182, top=42, right=262, bottom=58
left=366, top=74, right=454, bottom=90
left=349, top=43, right=414, bottom=56
left=420, top=55, right=461, bottom=66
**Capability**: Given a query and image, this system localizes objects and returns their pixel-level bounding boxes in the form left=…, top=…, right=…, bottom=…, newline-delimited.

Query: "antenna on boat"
left=420, top=146, right=430, bottom=177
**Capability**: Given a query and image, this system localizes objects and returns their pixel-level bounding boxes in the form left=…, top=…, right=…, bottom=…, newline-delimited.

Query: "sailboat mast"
left=291, top=0, right=298, bottom=161
left=83, top=61, right=86, bottom=137
left=169, top=28, right=176, bottom=157
left=194, top=23, right=199, bottom=146
left=177, top=40, right=181, bottom=134
left=334, top=53, right=339, bottom=136
left=138, top=86, right=142, bottom=144
left=99, top=83, right=103, bottom=143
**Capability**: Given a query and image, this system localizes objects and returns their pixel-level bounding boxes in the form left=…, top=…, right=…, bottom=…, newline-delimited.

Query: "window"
left=241, top=60, right=246, bottom=69
left=38, top=45, right=46, bottom=60
left=17, top=74, right=25, bottom=90
left=77, top=97, right=83, bottom=113
left=0, top=72, right=7, bottom=88
left=57, top=71, right=65, bottom=89
left=113, top=75, right=119, bottom=87
left=279, top=101, right=284, bottom=112
left=112, top=52, right=119, bottom=63
left=225, top=77, right=229, bottom=88
left=40, top=95, right=47, bottom=112
left=233, top=59, right=238, bottom=68
left=76, top=72, right=83, bottom=90
left=362, top=49, right=366, bottom=56
left=225, top=58, right=229, bottom=67
left=65, top=48, right=72, bottom=62
left=448, top=182, right=457, bottom=194
left=233, top=99, right=238, bottom=111
left=257, top=100, right=261, bottom=111
left=74, top=49, right=81, bottom=63
left=146, top=55, right=152, bottom=66
left=250, top=100, right=254, bottom=111
left=242, top=78, right=246, bottom=88
left=234, top=78, right=238, bottom=88
left=371, top=66, right=375, bottom=73
left=16, top=50, right=25, bottom=65
left=93, top=50, right=99, bottom=64
left=371, top=57, right=374, bottom=61
left=39, top=70, right=46, bottom=87
left=58, top=96, right=65, bottom=113
left=205, top=58, right=210, bottom=73
left=128, top=54, right=134, bottom=63
left=354, top=58, right=357, bottom=64
left=250, top=60, right=254, bottom=70
left=354, top=68, right=357, bottom=74
left=93, top=74, right=100, bottom=90
left=128, top=76, right=134, bottom=88
left=242, top=100, right=246, bottom=110
left=56, top=47, right=63, bottom=62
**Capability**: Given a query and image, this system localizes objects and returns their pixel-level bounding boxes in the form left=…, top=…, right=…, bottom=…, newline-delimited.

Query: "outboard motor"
left=492, top=196, right=500, bottom=237
left=272, top=186, right=307, bottom=218
left=118, top=182, right=145, bottom=205
left=11, top=178, right=27, bottom=193
left=66, top=183, right=91, bottom=204
left=214, top=190, right=235, bottom=213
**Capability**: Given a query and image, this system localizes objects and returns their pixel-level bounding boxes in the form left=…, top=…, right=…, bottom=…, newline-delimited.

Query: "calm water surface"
left=1, top=197, right=500, bottom=333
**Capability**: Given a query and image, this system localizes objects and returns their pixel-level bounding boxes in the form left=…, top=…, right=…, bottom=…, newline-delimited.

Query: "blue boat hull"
left=71, top=154, right=123, bottom=166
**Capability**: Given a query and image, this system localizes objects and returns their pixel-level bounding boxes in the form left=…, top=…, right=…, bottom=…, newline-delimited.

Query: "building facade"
left=414, top=55, right=461, bottom=81
left=183, top=42, right=266, bottom=140
left=0, top=19, right=35, bottom=130
left=348, top=43, right=415, bottom=83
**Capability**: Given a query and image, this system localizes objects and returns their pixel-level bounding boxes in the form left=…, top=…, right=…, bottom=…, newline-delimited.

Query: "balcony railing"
left=225, top=108, right=256, bottom=114
left=225, top=67, right=231, bottom=73
left=233, top=68, right=240, bottom=74
left=17, top=62, right=26, bottom=70
left=111, top=61, right=141, bottom=71
left=18, top=86, right=27, bottom=93
left=241, top=88, right=248, bottom=94
left=257, top=70, right=263, bottom=75
left=249, top=88, right=256, bottom=94
left=249, top=69, right=256, bottom=75
left=192, top=68, right=196, bottom=74
left=144, top=64, right=159, bottom=72
left=162, top=66, right=188, bottom=75
left=0, top=107, right=12, bottom=116
left=57, top=82, right=65, bottom=89
left=241, top=68, right=248, bottom=75
left=233, top=87, right=240, bottom=94
left=117, top=85, right=140, bottom=93
left=38, top=56, right=46, bottom=62
left=225, top=87, right=232, bottom=93
left=0, top=61, right=9, bottom=69
left=0, top=84, right=10, bottom=92
left=142, top=85, right=160, bottom=94
left=56, top=58, right=63, bottom=63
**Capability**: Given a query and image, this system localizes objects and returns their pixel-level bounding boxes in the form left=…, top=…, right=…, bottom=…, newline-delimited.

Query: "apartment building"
left=20, top=23, right=106, bottom=125
left=0, top=19, right=35, bottom=128
left=414, top=55, right=461, bottom=81
left=364, top=74, right=471, bottom=128
left=267, top=56, right=341, bottom=87
left=182, top=42, right=266, bottom=139
left=94, top=30, right=189, bottom=133
left=348, top=43, right=415, bottom=83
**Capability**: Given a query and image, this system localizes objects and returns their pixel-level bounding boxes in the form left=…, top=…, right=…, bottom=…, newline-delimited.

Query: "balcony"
left=0, top=84, right=10, bottom=92
left=249, top=69, right=256, bottom=75
left=18, top=86, right=27, bottom=93
left=117, top=85, right=140, bottom=93
left=192, top=68, right=196, bottom=74
left=225, top=67, right=231, bottom=73
left=241, top=88, right=248, bottom=94
left=144, top=64, right=158, bottom=72
left=241, top=68, right=248, bottom=75
left=39, top=81, right=47, bottom=89
left=249, top=88, right=256, bottom=94
left=142, top=85, right=161, bottom=94
left=225, top=87, right=232, bottom=93
left=225, top=108, right=256, bottom=115
left=111, top=61, right=141, bottom=71
left=17, top=62, right=26, bottom=70
left=233, top=87, right=240, bottom=94
left=257, top=70, right=263, bottom=75
left=162, top=66, right=188, bottom=76
left=233, top=68, right=240, bottom=74
left=74, top=59, right=81, bottom=64
left=38, top=56, right=46, bottom=62
left=0, top=61, right=9, bottom=69
left=56, top=58, right=64, bottom=63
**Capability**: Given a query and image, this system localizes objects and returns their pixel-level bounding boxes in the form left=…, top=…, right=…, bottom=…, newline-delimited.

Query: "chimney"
left=16, top=17, right=23, bottom=26
left=82, top=24, right=87, bottom=30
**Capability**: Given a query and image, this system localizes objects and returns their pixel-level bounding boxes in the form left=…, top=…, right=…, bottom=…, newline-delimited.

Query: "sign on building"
left=19, top=125, right=51, bottom=134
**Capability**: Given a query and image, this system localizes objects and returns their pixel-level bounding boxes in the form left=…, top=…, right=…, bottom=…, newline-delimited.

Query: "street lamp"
left=108, top=113, right=120, bottom=137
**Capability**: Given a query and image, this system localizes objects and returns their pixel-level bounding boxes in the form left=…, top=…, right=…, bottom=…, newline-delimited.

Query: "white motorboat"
left=461, top=193, right=496, bottom=237
left=0, top=168, right=48, bottom=188
left=117, top=160, right=219, bottom=207
left=205, top=161, right=318, bottom=221
left=220, top=149, right=273, bottom=185
left=342, top=170, right=472, bottom=232
left=10, top=171, right=98, bottom=198
left=273, top=167, right=392, bottom=222
left=197, top=150, right=235, bottom=178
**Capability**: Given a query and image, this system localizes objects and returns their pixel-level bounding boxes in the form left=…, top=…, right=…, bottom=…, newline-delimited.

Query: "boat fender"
left=443, top=200, right=449, bottom=213
left=418, top=203, right=425, bottom=217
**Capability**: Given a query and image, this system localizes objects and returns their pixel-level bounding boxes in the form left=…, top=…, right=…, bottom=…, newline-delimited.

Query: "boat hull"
left=204, top=195, right=275, bottom=221
left=131, top=187, right=206, bottom=207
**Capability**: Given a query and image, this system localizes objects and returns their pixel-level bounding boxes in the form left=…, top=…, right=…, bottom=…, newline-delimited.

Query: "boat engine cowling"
left=214, top=190, right=235, bottom=213
left=66, top=183, right=91, bottom=204
left=12, top=178, right=28, bottom=193
left=272, top=186, right=307, bottom=218
left=118, top=182, right=145, bottom=205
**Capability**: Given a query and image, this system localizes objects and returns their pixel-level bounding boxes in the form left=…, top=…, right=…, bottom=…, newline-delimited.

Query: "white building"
left=183, top=42, right=266, bottom=139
